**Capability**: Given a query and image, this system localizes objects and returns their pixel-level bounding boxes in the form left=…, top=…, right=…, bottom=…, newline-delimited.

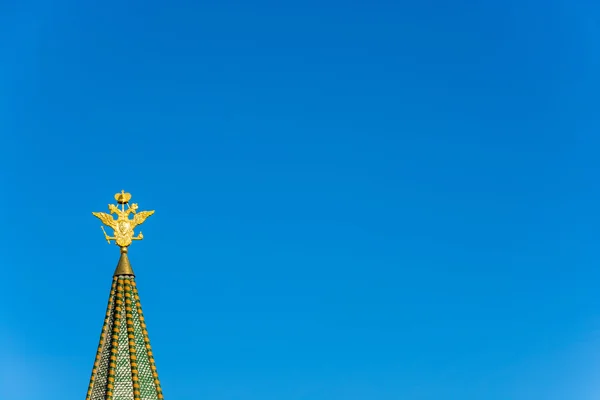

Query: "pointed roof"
left=86, top=192, right=164, bottom=400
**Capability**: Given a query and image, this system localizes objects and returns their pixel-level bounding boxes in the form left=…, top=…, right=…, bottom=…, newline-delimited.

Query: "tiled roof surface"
left=85, top=253, right=164, bottom=400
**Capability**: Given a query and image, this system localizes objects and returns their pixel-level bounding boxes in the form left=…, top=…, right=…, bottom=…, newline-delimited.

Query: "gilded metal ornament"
left=92, top=190, right=155, bottom=249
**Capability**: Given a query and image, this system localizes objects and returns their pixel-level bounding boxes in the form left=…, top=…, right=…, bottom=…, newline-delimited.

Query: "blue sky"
left=1, top=0, right=599, bottom=399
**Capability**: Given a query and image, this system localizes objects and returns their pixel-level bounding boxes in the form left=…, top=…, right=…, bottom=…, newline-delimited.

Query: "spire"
left=86, top=192, right=164, bottom=400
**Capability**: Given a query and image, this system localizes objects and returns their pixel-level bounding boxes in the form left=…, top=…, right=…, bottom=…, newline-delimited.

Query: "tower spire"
left=86, top=192, right=164, bottom=400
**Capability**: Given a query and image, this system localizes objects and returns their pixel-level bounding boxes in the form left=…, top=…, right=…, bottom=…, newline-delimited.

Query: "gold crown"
left=115, top=190, right=132, bottom=204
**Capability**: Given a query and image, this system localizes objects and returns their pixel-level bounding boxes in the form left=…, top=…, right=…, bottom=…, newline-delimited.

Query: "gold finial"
left=92, top=191, right=155, bottom=250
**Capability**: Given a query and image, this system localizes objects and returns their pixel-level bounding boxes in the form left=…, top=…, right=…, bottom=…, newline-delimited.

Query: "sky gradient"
left=1, top=0, right=600, bottom=399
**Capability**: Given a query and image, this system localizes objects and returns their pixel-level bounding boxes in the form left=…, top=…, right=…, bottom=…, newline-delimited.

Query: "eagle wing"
left=92, top=212, right=116, bottom=229
left=132, top=210, right=155, bottom=228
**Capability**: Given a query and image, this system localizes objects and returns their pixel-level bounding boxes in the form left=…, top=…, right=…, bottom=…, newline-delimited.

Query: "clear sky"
left=1, top=0, right=599, bottom=399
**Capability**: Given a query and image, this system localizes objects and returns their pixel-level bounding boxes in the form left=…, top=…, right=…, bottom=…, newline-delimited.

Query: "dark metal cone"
left=114, top=250, right=135, bottom=276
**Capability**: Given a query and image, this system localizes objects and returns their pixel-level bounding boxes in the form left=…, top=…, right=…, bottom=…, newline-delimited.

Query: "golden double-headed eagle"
left=92, top=191, right=154, bottom=248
